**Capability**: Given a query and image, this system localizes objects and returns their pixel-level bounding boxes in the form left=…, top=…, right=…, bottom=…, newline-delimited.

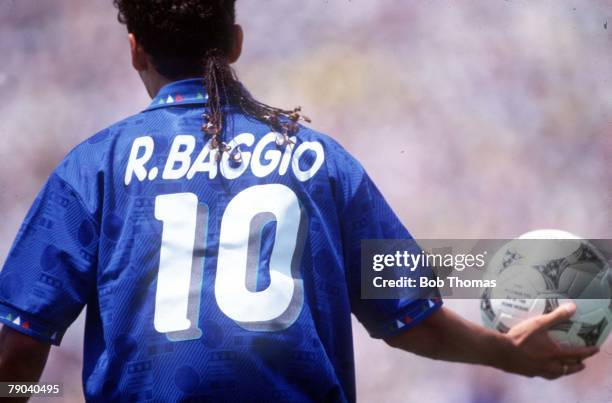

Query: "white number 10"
left=153, top=184, right=306, bottom=341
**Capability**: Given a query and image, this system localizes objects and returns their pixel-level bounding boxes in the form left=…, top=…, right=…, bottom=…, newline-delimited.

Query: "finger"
left=548, top=361, right=586, bottom=378
left=541, top=368, right=562, bottom=380
left=534, top=303, right=576, bottom=330
left=547, top=362, right=565, bottom=378
left=555, top=346, right=599, bottom=361
left=542, top=372, right=558, bottom=380
left=564, top=362, right=586, bottom=376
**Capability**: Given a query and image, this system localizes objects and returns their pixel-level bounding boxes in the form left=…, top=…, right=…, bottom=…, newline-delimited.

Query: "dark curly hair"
left=113, top=0, right=309, bottom=156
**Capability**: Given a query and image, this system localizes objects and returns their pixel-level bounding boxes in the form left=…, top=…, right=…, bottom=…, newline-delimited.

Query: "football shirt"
left=0, top=79, right=442, bottom=402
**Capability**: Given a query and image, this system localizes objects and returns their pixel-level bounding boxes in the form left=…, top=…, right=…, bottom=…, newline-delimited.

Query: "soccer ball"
left=481, top=229, right=612, bottom=347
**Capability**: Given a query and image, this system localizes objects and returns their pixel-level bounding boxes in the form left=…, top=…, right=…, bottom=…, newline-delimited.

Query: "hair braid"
left=199, top=54, right=310, bottom=161
left=113, top=0, right=311, bottom=161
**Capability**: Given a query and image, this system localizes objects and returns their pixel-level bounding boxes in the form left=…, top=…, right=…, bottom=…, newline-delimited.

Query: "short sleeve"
left=0, top=172, right=98, bottom=345
left=330, top=147, right=442, bottom=339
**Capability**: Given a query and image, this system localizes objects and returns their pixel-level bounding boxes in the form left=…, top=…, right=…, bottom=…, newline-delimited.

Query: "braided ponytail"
left=200, top=52, right=310, bottom=161
left=113, top=0, right=310, bottom=161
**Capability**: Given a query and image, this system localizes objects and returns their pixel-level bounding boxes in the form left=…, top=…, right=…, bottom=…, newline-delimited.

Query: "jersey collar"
left=145, top=78, right=209, bottom=111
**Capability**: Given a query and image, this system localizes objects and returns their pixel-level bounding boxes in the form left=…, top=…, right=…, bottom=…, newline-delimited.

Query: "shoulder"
left=296, top=125, right=365, bottom=179
left=57, top=113, right=146, bottom=174
left=294, top=125, right=343, bottom=151
left=51, top=112, right=147, bottom=213
left=70, top=112, right=147, bottom=154
left=294, top=125, right=362, bottom=169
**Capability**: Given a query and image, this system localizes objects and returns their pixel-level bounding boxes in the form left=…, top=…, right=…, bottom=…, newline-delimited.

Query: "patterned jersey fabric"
left=0, top=79, right=442, bottom=402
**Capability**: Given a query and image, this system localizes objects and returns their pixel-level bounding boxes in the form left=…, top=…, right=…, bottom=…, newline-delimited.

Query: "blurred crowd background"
left=0, top=0, right=610, bottom=402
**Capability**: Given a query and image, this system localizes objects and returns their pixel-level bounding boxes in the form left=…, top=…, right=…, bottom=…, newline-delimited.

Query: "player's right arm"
left=384, top=303, right=599, bottom=379
left=329, top=141, right=599, bottom=380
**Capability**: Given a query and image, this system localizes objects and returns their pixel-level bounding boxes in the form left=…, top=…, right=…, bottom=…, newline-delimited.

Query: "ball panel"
left=481, top=230, right=612, bottom=347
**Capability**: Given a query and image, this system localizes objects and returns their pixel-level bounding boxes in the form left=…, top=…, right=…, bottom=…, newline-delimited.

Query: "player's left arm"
left=0, top=167, right=98, bottom=396
left=0, top=326, right=50, bottom=403
left=384, top=304, right=599, bottom=379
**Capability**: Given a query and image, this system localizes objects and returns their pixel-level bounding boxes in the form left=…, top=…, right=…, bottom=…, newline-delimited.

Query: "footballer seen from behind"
left=0, top=1, right=600, bottom=402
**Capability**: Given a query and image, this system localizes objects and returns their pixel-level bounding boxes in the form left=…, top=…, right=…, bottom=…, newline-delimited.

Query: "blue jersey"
left=0, top=79, right=441, bottom=402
